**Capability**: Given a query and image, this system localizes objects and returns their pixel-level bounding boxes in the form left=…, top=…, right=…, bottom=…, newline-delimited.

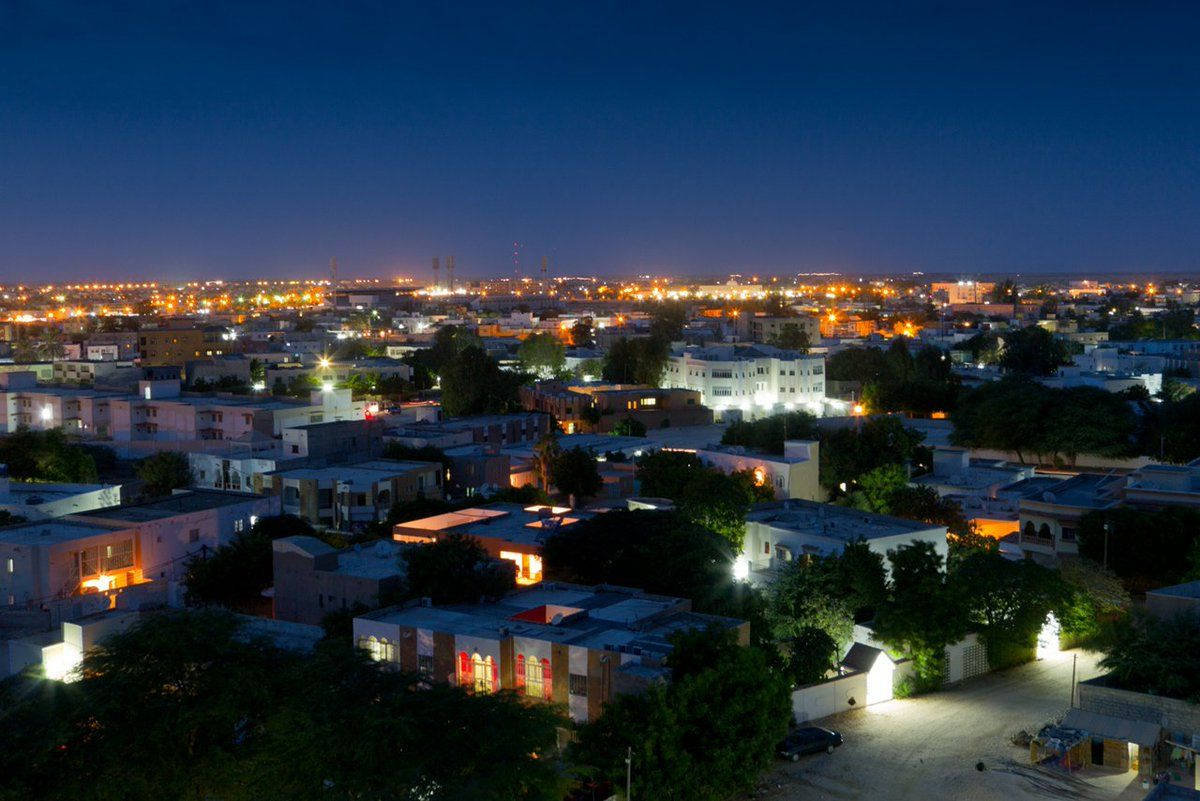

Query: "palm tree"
left=532, top=432, right=561, bottom=492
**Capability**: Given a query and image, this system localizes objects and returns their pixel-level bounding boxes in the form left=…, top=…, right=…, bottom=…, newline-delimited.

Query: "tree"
left=551, top=447, right=603, bottom=503
left=1076, top=507, right=1200, bottom=590
left=570, top=318, right=595, bottom=348
left=184, top=515, right=315, bottom=610
left=611, top=416, right=646, bottom=437
left=953, top=550, right=1063, bottom=668
left=768, top=323, right=811, bottom=353
left=1099, top=612, right=1200, bottom=703
left=571, top=627, right=791, bottom=801
left=403, top=534, right=516, bottom=605
left=601, top=336, right=669, bottom=386
left=517, top=332, right=566, bottom=378
left=819, top=416, right=926, bottom=493
left=0, top=429, right=98, bottom=483
left=572, top=357, right=604, bottom=382
left=998, top=326, right=1071, bottom=376
left=541, top=510, right=737, bottom=613
left=678, top=470, right=753, bottom=550
left=439, top=345, right=526, bottom=416
left=1056, top=558, right=1130, bottom=645
left=635, top=450, right=704, bottom=499
left=873, top=541, right=968, bottom=691
left=648, top=302, right=688, bottom=343
left=765, top=559, right=854, bottom=654
left=136, top=451, right=193, bottom=497
left=846, top=463, right=908, bottom=513
left=788, top=626, right=840, bottom=686
left=532, top=432, right=562, bottom=491
left=720, top=411, right=819, bottom=455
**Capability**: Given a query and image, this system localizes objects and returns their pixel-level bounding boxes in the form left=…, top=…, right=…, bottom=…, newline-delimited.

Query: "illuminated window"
left=358, top=635, right=396, bottom=665
left=471, top=653, right=496, bottom=693
left=569, top=673, right=588, bottom=697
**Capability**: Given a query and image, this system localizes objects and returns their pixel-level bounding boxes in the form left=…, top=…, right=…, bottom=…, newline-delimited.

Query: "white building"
left=663, top=345, right=825, bottom=420
left=739, top=499, right=948, bottom=580
left=692, top=440, right=822, bottom=501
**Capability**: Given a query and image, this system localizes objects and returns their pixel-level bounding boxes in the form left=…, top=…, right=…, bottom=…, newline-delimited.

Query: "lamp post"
left=625, top=746, right=632, bottom=801
left=1103, top=520, right=1111, bottom=570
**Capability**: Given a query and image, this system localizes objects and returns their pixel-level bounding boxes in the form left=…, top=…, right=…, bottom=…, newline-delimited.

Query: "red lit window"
left=542, top=658, right=553, bottom=700
left=516, top=654, right=525, bottom=688
left=458, top=652, right=470, bottom=686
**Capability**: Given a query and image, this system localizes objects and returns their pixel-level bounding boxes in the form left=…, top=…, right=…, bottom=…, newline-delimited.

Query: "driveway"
left=753, top=649, right=1152, bottom=801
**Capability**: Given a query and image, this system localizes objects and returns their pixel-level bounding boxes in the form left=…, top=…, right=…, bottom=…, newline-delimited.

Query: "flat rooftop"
left=360, top=582, right=742, bottom=656
left=77, top=488, right=266, bottom=522
left=393, top=503, right=590, bottom=548
left=269, top=459, right=438, bottom=483
left=0, top=519, right=123, bottom=546
left=1020, top=472, right=1123, bottom=509
left=746, top=499, right=941, bottom=542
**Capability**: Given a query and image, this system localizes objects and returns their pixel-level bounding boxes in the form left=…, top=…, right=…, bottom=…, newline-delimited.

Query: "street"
left=754, top=649, right=1152, bottom=801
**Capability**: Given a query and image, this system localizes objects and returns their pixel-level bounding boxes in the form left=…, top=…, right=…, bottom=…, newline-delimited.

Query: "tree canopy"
left=517, top=332, right=567, bottom=378
left=0, top=429, right=98, bottom=483
left=439, top=345, right=528, bottom=417
left=550, top=446, right=603, bottom=503
left=184, top=515, right=316, bottom=611
left=404, top=534, right=517, bottom=605
left=136, top=450, right=193, bottom=497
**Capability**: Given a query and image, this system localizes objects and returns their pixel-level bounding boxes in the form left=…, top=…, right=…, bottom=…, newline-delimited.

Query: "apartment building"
left=138, top=327, right=228, bottom=366
left=352, top=582, right=749, bottom=722
left=385, top=412, right=551, bottom=450
left=272, top=536, right=405, bottom=625
left=262, top=459, right=442, bottom=531
left=692, top=439, right=821, bottom=501
left=51, top=360, right=137, bottom=387
left=520, top=382, right=712, bottom=434
left=740, top=314, right=821, bottom=345
left=663, top=345, right=825, bottom=419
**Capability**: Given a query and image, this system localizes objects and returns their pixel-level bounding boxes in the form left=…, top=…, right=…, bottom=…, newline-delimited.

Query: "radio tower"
left=512, top=241, right=522, bottom=281
left=447, top=255, right=455, bottom=293
left=540, top=255, right=547, bottom=287
left=329, top=257, right=338, bottom=306
left=432, top=257, right=440, bottom=290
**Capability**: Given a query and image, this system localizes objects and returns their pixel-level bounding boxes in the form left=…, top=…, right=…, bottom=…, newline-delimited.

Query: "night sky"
left=2, top=2, right=1199, bottom=281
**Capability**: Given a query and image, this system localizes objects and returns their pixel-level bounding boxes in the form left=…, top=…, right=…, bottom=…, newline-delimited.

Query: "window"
left=5, top=558, right=12, bottom=574
left=417, top=654, right=434, bottom=676
left=233, top=519, right=244, bottom=533
left=569, top=673, right=588, bottom=697
left=524, top=655, right=544, bottom=697
left=812, top=366, right=823, bottom=375
left=1061, top=527, right=1076, bottom=543
left=470, top=653, right=496, bottom=693
left=358, top=635, right=396, bottom=665
left=189, top=528, right=200, bottom=543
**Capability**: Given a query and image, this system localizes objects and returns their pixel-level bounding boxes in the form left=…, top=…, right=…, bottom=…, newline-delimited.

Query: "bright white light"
left=321, top=381, right=334, bottom=392
left=732, top=556, right=750, bottom=582
left=42, top=644, right=83, bottom=683
left=252, top=381, right=266, bottom=391
left=40, top=405, right=53, bottom=421
left=1037, top=613, right=1061, bottom=659
left=318, top=357, right=331, bottom=368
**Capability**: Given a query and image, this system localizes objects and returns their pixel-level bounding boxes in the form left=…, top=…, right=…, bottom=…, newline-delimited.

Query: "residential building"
left=520, top=382, right=712, bottom=434
left=930, top=280, right=996, bottom=305
left=51, top=360, right=137, bottom=386
left=138, top=327, right=227, bottom=366
left=0, top=471, right=125, bottom=521
left=385, top=412, right=550, bottom=450
left=1146, top=581, right=1200, bottom=623
left=352, top=582, right=749, bottom=722
left=262, top=460, right=442, bottom=531
left=272, top=536, right=405, bottom=625
left=393, top=503, right=596, bottom=585
left=663, top=344, right=825, bottom=420
left=1017, top=459, right=1200, bottom=561
left=741, top=314, right=821, bottom=346
left=740, top=499, right=949, bottom=580
left=689, top=439, right=821, bottom=501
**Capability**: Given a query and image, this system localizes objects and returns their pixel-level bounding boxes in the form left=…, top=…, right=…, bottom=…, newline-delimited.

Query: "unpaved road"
left=753, top=650, right=1153, bottom=801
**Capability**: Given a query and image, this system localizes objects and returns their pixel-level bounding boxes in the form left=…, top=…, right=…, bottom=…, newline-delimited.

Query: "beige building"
left=272, top=536, right=405, bottom=625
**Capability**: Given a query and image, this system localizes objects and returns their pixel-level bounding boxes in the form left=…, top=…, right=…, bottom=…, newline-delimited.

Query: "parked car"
left=778, top=726, right=843, bottom=760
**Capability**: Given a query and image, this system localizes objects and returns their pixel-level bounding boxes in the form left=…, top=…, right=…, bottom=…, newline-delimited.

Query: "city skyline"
left=4, top=3, right=1200, bottom=281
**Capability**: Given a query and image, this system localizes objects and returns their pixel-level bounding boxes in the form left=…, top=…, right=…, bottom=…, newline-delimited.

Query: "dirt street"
left=754, top=649, right=1153, bottom=801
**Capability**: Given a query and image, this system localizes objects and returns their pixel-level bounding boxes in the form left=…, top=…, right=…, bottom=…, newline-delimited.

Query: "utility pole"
left=625, top=746, right=632, bottom=801
left=1070, top=652, right=1077, bottom=708
left=1103, top=520, right=1111, bottom=570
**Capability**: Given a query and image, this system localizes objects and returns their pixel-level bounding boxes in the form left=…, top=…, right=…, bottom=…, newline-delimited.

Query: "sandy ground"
left=751, top=649, right=1155, bottom=801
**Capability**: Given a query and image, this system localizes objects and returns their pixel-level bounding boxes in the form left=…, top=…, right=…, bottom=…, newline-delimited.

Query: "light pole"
left=1103, top=520, right=1111, bottom=570
left=625, top=746, right=632, bottom=801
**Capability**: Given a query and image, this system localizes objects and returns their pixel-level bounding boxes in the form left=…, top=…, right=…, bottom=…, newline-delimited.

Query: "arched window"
left=541, top=657, right=553, bottom=700
left=1038, top=523, right=1052, bottom=541
left=458, top=652, right=471, bottom=686
left=471, top=653, right=494, bottom=693
left=515, top=654, right=526, bottom=689
left=1023, top=521, right=1035, bottom=540
left=524, top=656, right=543, bottom=698
left=376, top=489, right=391, bottom=507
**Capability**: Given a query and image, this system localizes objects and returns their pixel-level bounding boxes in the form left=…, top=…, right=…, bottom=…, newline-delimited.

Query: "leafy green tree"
left=570, top=318, right=595, bottom=348
left=0, top=428, right=98, bottom=483
left=832, top=540, right=888, bottom=621
left=184, top=515, right=315, bottom=610
left=873, top=541, right=968, bottom=690
left=571, top=627, right=790, bottom=801
left=768, top=323, right=811, bottom=353
left=404, top=534, right=516, bottom=605
left=720, top=411, right=819, bottom=454
left=635, top=450, right=704, bottom=498
left=532, top=432, right=562, bottom=491
left=1077, top=507, right=1200, bottom=590
left=517, top=332, right=566, bottom=378
left=572, top=356, right=604, bottom=381
left=953, top=550, right=1063, bottom=668
left=764, top=559, right=854, bottom=652
left=1099, top=612, right=1200, bottom=702
left=136, top=450, right=193, bottom=497
left=998, top=326, right=1071, bottom=375
left=648, top=302, right=688, bottom=343
left=551, top=446, right=603, bottom=503
left=846, top=463, right=908, bottom=513
left=1138, top=391, right=1200, bottom=464
left=611, top=416, right=647, bottom=437
left=678, top=470, right=753, bottom=550
left=601, top=336, right=670, bottom=386
left=439, top=345, right=526, bottom=416
left=788, top=626, right=840, bottom=686
left=541, top=510, right=738, bottom=614
left=1056, top=558, right=1130, bottom=645
left=819, top=416, right=926, bottom=493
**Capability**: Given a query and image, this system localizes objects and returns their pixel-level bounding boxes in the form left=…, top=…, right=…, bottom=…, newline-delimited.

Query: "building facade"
left=663, top=345, right=825, bottom=419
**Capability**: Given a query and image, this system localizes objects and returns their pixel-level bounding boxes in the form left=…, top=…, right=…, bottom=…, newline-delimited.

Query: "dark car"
left=777, top=727, right=843, bottom=760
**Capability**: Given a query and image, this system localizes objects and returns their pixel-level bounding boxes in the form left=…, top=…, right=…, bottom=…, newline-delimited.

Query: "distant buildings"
left=520, top=381, right=712, bottom=434
left=691, top=439, right=821, bottom=502
left=272, top=536, right=405, bottom=625
left=262, top=459, right=442, bottom=531
left=352, top=582, right=749, bottom=722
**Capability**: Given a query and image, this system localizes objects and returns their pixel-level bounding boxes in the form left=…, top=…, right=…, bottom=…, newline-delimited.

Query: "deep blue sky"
left=2, top=2, right=1199, bottom=282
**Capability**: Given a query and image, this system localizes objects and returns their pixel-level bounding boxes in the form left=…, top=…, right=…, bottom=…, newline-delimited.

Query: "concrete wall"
left=1079, top=680, right=1200, bottom=740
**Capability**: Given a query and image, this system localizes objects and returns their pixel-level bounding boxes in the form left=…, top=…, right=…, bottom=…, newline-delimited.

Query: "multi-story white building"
left=0, top=371, right=363, bottom=445
left=663, top=345, right=825, bottom=419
